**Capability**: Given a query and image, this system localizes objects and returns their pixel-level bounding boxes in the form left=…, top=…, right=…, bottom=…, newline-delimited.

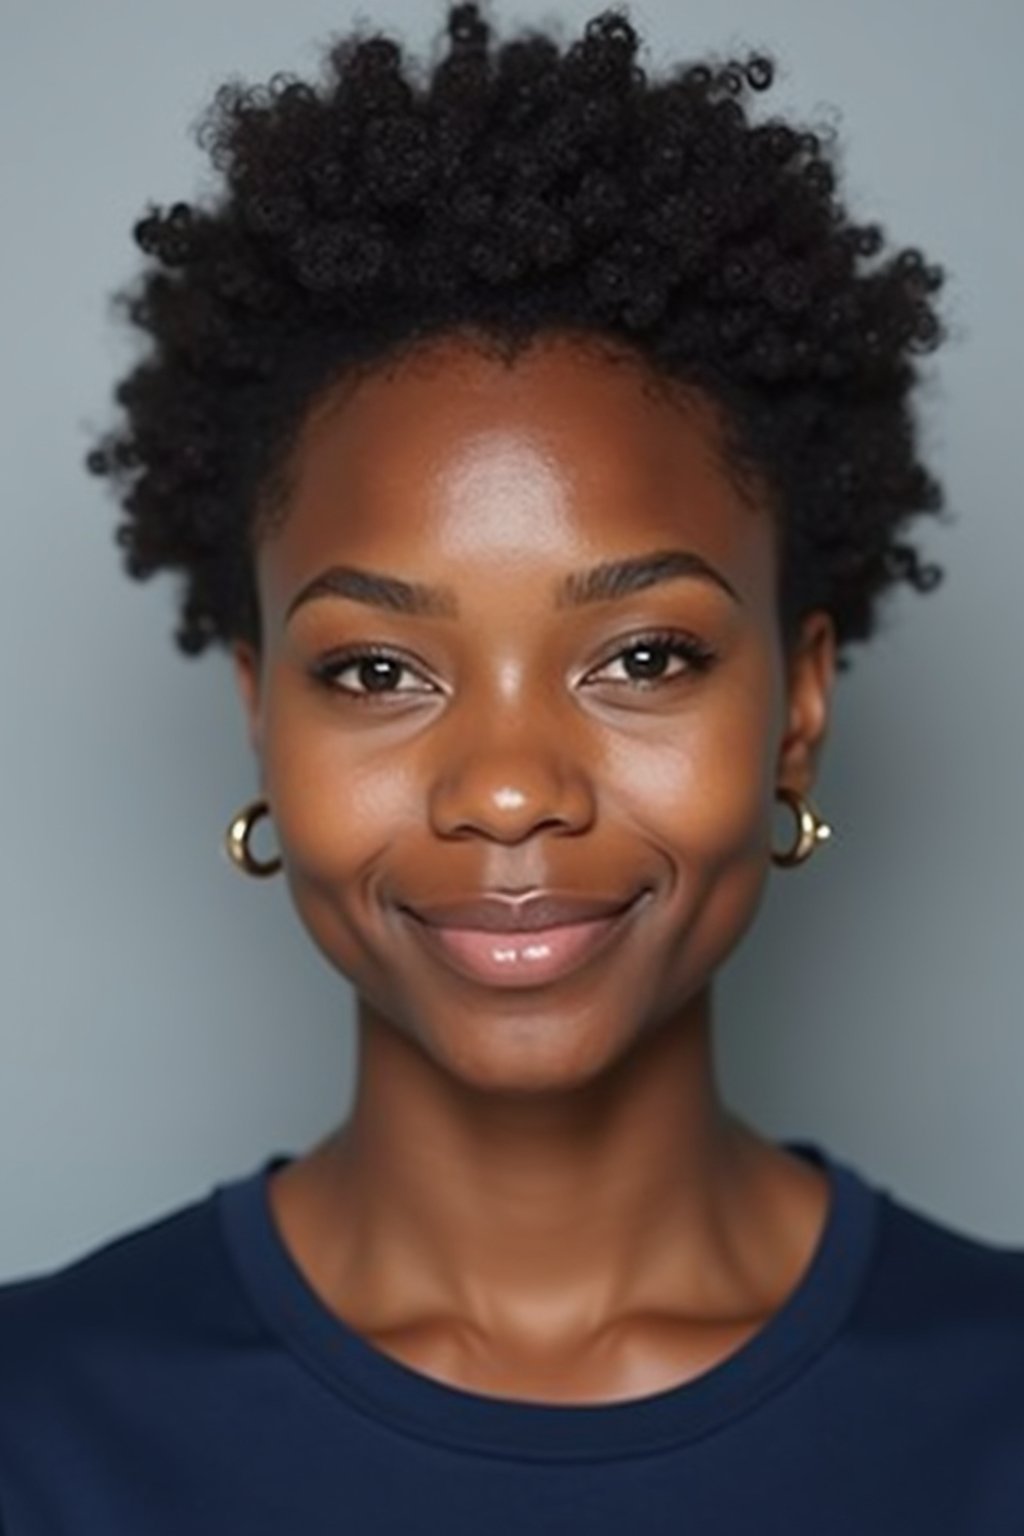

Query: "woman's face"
left=233, top=330, right=835, bottom=1092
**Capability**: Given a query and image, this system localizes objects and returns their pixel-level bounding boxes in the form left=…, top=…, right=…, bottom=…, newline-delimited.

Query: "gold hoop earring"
left=224, top=798, right=282, bottom=878
left=771, top=786, right=832, bottom=868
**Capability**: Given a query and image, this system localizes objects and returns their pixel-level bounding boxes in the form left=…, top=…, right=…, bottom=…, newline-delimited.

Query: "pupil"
left=625, top=643, right=667, bottom=679
left=362, top=658, right=399, bottom=691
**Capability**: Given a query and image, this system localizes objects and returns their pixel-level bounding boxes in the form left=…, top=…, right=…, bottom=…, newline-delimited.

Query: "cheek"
left=261, top=690, right=413, bottom=885
left=644, top=668, right=783, bottom=993
left=257, top=687, right=420, bottom=985
left=612, top=675, right=780, bottom=867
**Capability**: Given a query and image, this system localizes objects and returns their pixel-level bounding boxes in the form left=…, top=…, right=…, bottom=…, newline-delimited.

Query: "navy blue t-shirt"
left=1, top=1139, right=1023, bottom=1534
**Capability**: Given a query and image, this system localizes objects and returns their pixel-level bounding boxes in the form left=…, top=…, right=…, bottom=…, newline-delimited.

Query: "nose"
left=427, top=727, right=597, bottom=844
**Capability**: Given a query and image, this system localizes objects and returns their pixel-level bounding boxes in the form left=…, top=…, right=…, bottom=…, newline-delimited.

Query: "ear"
left=231, top=641, right=264, bottom=758
left=775, top=610, right=837, bottom=793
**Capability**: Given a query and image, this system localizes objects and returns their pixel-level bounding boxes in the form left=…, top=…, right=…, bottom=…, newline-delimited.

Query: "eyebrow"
left=284, top=548, right=741, bottom=623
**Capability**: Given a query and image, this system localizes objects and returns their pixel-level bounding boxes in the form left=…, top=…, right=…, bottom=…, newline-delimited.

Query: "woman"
left=1, top=4, right=1020, bottom=1531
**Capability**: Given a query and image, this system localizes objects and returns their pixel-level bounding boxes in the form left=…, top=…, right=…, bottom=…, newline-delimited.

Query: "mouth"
left=399, top=889, right=652, bottom=990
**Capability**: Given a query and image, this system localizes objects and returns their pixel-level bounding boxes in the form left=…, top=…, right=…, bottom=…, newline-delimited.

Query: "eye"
left=310, top=629, right=718, bottom=706
left=311, top=644, right=435, bottom=704
left=585, top=630, right=718, bottom=689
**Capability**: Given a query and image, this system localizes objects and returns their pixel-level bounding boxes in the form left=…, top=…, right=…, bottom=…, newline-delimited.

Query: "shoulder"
left=854, top=1182, right=1024, bottom=1378
left=870, top=1185, right=1024, bottom=1308
left=0, top=1181, right=248, bottom=1416
left=0, top=1186, right=221, bottom=1321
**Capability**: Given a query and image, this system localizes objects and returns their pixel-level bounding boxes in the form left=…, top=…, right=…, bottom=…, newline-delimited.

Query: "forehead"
left=256, top=330, right=775, bottom=613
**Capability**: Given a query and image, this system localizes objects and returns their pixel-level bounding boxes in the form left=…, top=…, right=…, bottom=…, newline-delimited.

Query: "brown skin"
left=231, top=328, right=837, bottom=1404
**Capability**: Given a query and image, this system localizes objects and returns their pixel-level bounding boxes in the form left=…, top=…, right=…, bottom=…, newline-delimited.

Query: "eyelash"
left=310, top=629, right=718, bottom=706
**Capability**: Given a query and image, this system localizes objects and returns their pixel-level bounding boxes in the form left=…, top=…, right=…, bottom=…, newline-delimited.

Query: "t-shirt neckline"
left=217, top=1138, right=880, bottom=1462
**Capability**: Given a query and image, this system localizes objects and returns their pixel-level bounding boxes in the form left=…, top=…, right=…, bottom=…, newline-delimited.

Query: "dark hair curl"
left=86, top=1, right=948, bottom=667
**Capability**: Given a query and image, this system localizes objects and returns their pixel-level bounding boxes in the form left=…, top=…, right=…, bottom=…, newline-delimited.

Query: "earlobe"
left=230, top=641, right=264, bottom=757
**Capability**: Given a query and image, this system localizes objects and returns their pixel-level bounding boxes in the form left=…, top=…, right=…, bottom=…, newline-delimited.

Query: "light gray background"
left=2, top=0, right=1021, bottom=1281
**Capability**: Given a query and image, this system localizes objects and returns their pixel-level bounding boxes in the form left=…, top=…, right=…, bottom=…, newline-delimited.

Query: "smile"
left=401, top=890, right=651, bottom=989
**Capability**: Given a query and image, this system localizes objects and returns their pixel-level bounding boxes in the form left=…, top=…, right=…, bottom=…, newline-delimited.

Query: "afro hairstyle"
left=86, top=1, right=948, bottom=668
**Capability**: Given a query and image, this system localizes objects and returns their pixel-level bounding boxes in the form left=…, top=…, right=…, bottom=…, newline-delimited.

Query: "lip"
left=401, top=890, right=645, bottom=933
left=399, top=889, right=651, bottom=989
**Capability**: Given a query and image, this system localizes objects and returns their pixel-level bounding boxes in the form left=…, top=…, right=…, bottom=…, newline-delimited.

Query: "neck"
left=273, top=987, right=808, bottom=1348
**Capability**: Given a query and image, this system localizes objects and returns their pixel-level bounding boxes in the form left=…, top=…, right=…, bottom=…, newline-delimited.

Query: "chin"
left=411, top=1005, right=638, bottom=1097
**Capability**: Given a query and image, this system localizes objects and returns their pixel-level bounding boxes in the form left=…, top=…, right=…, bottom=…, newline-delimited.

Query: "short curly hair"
left=86, top=1, right=948, bottom=667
